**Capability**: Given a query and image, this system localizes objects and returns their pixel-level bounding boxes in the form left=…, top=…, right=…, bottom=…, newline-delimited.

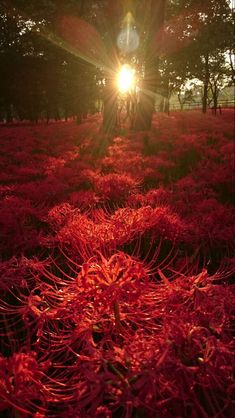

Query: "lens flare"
left=117, top=64, right=135, bottom=94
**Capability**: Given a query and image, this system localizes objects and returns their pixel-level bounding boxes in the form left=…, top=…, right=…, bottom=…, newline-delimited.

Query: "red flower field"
left=0, top=110, right=234, bottom=417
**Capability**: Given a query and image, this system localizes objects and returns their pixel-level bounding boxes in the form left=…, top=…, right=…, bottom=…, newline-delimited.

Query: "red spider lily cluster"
left=0, top=111, right=234, bottom=417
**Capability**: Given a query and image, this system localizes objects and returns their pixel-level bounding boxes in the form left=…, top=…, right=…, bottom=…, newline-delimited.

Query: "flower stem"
left=113, top=300, right=123, bottom=330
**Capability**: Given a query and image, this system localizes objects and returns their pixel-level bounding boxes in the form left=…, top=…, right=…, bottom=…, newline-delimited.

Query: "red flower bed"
left=0, top=111, right=234, bottom=417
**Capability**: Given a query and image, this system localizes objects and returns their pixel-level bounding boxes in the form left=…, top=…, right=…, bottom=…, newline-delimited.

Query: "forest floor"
left=0, top=109, right=234, bottom=417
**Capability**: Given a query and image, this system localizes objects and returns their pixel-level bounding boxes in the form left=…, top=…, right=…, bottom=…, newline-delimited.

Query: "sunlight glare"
left=117, top=64, right=135, bottom=94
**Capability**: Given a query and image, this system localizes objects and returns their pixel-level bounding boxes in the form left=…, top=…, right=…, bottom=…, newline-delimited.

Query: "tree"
left=157, top=48, right=191, bottom=113
left=0, top=3, right=32, bottom=121
left=134, top=0, right=167, bottom=130
left=177, top=85, right=195, bottom=110
left=0, top=0, right=101, bottom=122
left=100, top=2, right=122, bottom=134
left=208, top=53, right=231, bottom=114
left=158, top=0, right=232, bottom=114
left=96, top=0, right=167, bottom=132
left=185, top=0, right=232, bottom=113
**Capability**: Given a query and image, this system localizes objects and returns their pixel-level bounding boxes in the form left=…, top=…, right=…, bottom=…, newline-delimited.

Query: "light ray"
left=40, top=27, right=113, bottom=76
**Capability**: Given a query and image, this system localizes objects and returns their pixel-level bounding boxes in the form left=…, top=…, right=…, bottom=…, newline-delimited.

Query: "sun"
left=117, top=64, right=136, bottom=94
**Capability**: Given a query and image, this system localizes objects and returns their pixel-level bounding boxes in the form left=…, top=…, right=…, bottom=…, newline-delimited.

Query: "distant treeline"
left=0, top=49, right=103, bottom=123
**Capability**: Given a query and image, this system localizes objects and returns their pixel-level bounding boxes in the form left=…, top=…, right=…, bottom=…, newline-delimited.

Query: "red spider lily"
left=0, top=111, right=234, bottom=416
left=0, top=196, right=43, bottom=257
left=1, top=253, right=233, bottom=417
left=16, top=176, right=68, bottom=203
left=0, top=256, right=47, bottom=292
left=93, top=173, right=140, bottom=202
left=129, top=187, right=172, bottom=208
left=0, top=351, right=48, bottom=415
left=44, top=204, right=185, bottom=260
left=110, top=205, right=185, bottom=244
left=101, top=140, right=144, bottom=178
left=46, top=203, right=79, bottom=229
left=69, top=190, right=101, bottom=208
left=184, top=198, right=235, bottom=252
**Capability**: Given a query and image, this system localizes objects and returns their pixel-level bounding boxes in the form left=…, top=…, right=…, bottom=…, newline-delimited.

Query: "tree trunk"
left=54, top=107, right=60, bottom=121
left=212, top=85, right=218, bottom=115
left=202, top=53, right=209, bottom=114
left=76, top=113, right=82, bottom=124
left=134, top=0, right=166, bottom=130
left=164, top=96, right=170, bottom=115
left=101, top=3, right=122, bottom=135
left=135, top=66, right=159, bottom=130
left=178, top=93, right=184, bottom=111
left=229, top=49, right=235, bottom=85
left=6, top=105, right=13, bottom=123
left=102, top=77, right=118, bottom=134
left=164, top=79, right=171, bottom=114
